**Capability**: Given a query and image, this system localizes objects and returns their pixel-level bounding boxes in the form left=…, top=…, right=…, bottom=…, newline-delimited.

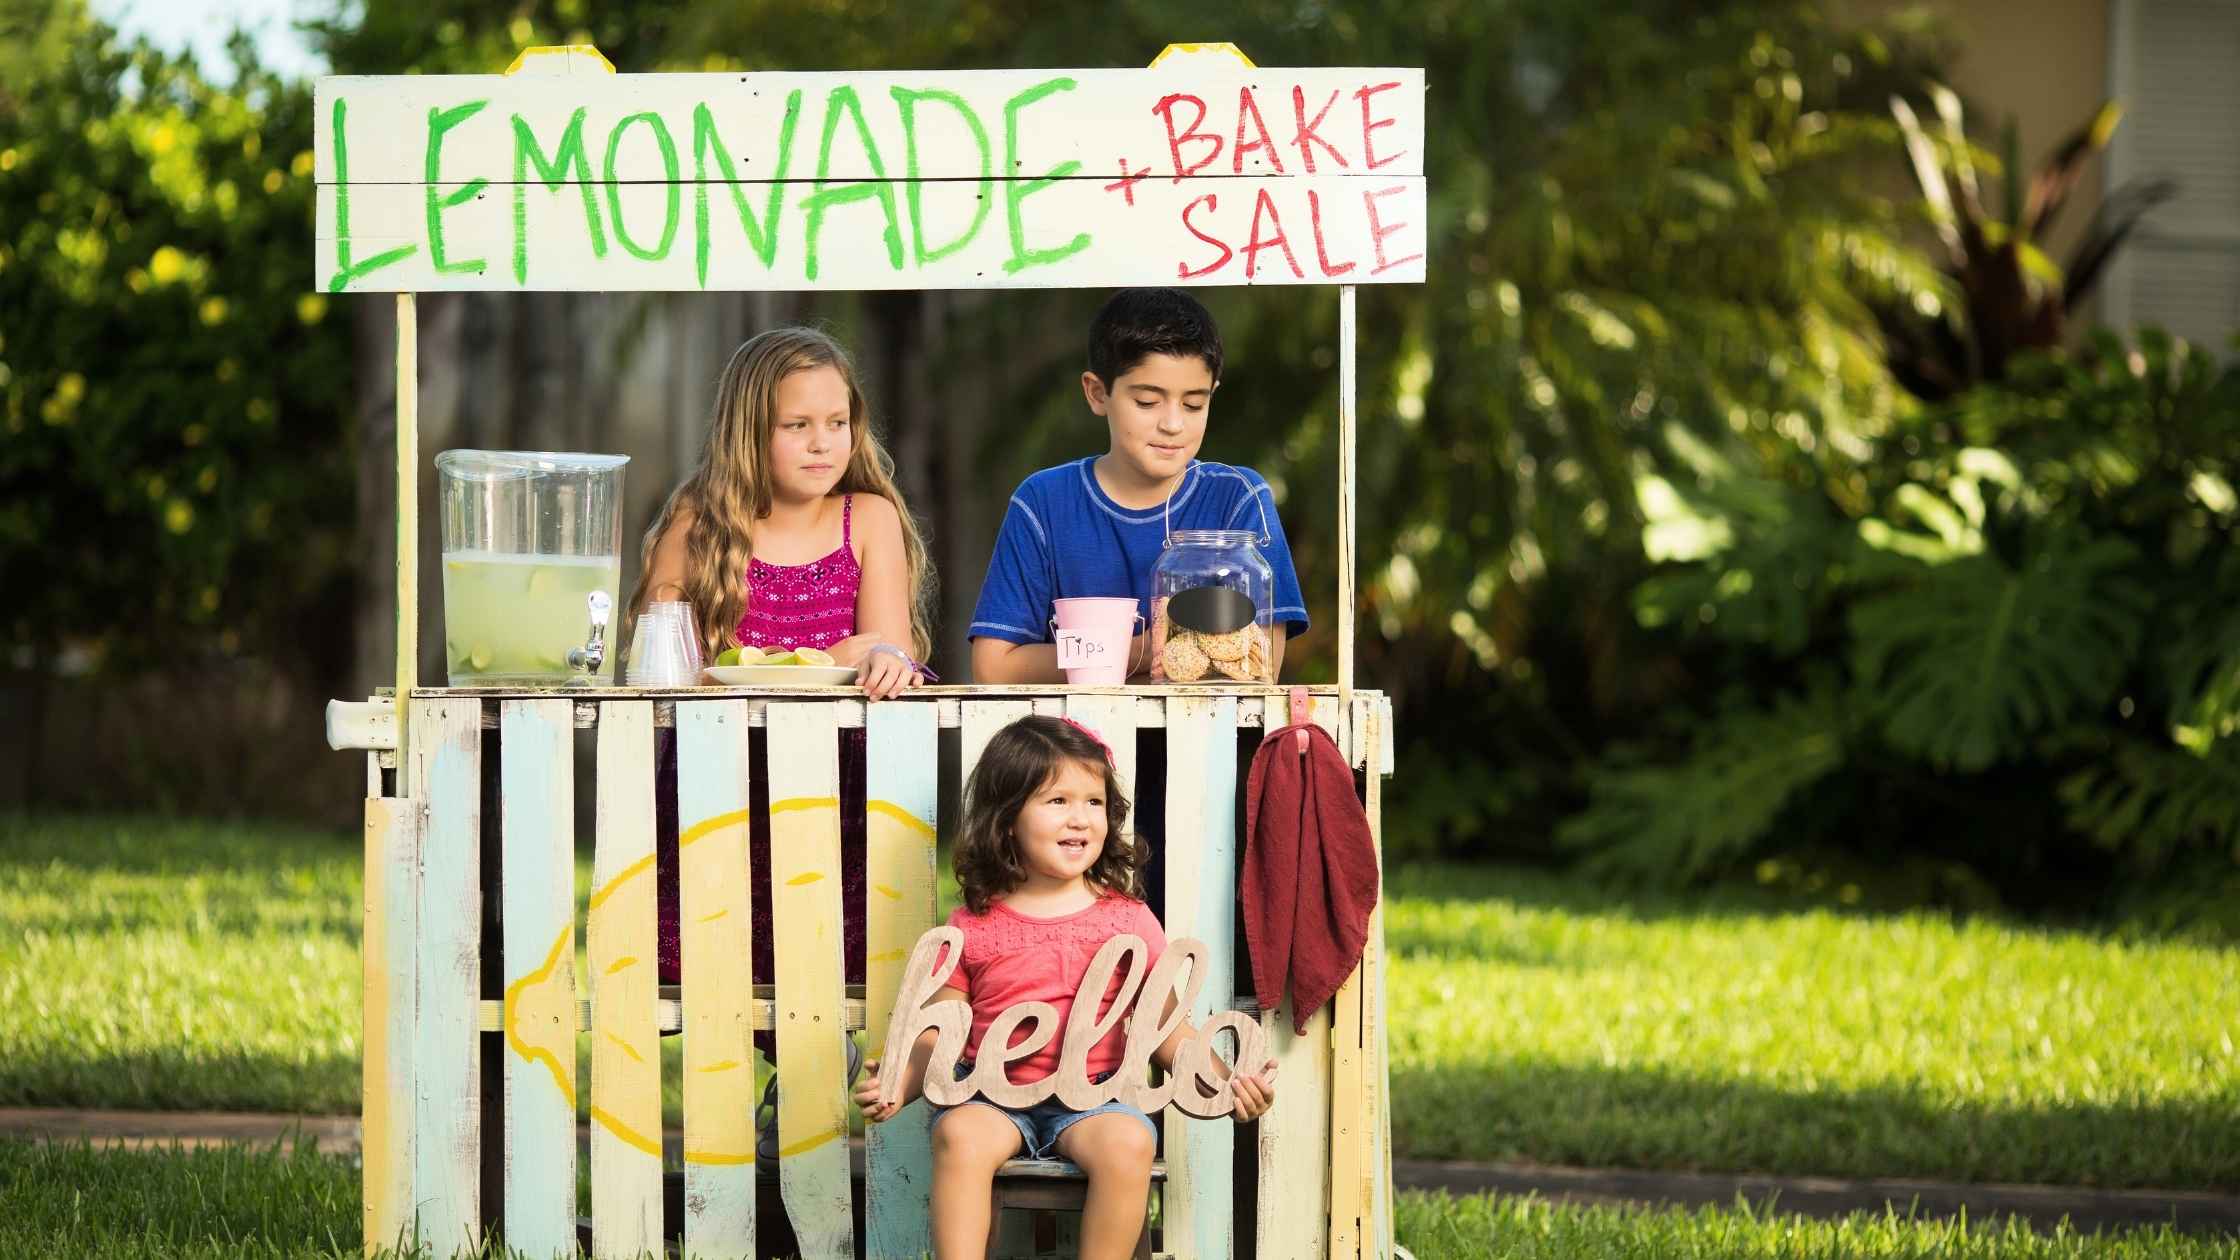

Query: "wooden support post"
left=394, top=292, right=418, bottom=792
left=1336, top=284, right=1358, bottom=759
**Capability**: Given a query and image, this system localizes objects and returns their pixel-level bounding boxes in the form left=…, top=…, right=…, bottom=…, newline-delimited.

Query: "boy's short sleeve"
left=1225, top=470, right=1311, bottom=638
left=969, top=490, right=1056, bottom=645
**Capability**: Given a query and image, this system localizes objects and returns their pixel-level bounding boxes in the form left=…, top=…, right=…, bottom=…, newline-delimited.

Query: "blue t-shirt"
left=970, top=457, right=1310, bottom=646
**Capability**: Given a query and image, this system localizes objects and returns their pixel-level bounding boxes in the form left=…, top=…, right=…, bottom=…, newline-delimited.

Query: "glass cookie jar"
left=1151, top=529, right=1276, bottom=684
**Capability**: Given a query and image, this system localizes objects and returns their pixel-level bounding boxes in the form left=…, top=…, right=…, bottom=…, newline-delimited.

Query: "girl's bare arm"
left=855, top=984, right=968, bottom=1121
left=834, top=494, right=916, bottom=661
left=640, top=509, right=695, bottom=609
left=1147, top=989, right=1277, bottom=1122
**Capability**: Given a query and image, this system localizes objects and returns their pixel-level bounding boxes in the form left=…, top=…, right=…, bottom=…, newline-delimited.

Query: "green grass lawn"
left=4, top=813, right=2236, bottom=1191
left=4, top=1139, right=2233, bottom=1260
left=1383, top=864, right=2240, bottom=1189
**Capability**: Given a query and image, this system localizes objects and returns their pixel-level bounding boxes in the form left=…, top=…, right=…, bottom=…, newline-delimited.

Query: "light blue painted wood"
left=362, top=796, right=419, bottom=1258
left=1164, top=695, right=1239, bottom=1260
left=677, top=698, right=757, bottom=1260
left=410, top=698, right=482, bottom=1255
left=499, top=699, right=577, bottom=1259
left=957, top=699, right=1037, bottom=1260
left=863, top=700, right=939, bottom=1260
left=766, top=701, right=854, bottom=1260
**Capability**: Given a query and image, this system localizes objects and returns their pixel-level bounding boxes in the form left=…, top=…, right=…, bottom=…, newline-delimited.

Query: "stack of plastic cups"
left=625, top=601, right=704, bottom=686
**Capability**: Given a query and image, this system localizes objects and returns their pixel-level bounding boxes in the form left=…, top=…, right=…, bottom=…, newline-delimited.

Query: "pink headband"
left=1060, top=717, right=1115, bottom=764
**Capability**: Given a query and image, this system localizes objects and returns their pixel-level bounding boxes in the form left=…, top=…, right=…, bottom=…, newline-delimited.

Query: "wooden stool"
left=990, top=1157, right=1165, bottom=1260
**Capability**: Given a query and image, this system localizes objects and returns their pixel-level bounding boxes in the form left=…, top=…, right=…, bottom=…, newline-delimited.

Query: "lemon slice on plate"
left=792, top=647, right=835, bottom=667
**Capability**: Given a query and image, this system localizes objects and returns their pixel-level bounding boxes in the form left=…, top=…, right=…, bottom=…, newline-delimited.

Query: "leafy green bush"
left=1563, top=333, right=2240, bottom=902
left=0, top=5, right=355, bottom=676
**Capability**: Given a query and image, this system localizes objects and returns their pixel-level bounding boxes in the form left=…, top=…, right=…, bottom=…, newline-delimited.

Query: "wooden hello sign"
left=312, top=64, right=1425, bottom=292
left=876, top=926, right=1272, bottom=1117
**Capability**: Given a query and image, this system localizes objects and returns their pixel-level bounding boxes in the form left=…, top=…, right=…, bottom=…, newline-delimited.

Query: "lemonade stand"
left=325, top=42, right=1418, bottom=1260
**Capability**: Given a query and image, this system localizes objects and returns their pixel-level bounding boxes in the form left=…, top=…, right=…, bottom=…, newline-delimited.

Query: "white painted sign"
left=313, top=65, right=1426, bottom=292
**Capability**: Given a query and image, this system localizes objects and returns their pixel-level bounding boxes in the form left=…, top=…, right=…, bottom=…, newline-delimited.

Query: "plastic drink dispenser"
left=437, top=450, right=628, bottom=686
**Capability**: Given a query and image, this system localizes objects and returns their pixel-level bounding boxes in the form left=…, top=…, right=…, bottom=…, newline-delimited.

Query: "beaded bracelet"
left=865, top=642, right=939, bottom=682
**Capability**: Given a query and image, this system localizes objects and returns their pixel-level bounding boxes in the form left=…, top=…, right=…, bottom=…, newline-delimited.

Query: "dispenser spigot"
left=568, top=590, right=612, bottom=676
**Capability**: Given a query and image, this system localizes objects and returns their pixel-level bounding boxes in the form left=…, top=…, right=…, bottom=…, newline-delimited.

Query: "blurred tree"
left=0, top=0, right=354, bottom=798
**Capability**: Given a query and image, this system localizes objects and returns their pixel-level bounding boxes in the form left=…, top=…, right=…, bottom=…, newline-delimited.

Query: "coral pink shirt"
left=945, top=892, right=1168, bottom=1084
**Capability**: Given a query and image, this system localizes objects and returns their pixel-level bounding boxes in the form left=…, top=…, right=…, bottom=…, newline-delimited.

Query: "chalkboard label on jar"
left=1167, top=586, right=1258, bottom=635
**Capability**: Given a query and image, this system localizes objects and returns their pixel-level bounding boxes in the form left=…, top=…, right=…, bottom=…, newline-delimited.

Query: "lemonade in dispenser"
left=437, top=450, right=627, bottom=686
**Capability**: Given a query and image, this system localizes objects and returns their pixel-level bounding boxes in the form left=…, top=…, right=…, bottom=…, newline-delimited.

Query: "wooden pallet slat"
left=1318, top=698, right=1364, bottom=1260
left=499, top=699, right=579, bottom=1258
left=1062, top=693, right=1139, bottom=854
left=1360, top=706, right=1395, bottom=1260
left=958, top=698, right=1036, bottom=1259
left=864, top=701, right=941, bottom=1260
left=362, top=796, right=420, bottom=1258
left=1163, top=694, right=1239, bottom=1260
left=590, top=701, right=662, bottom=1258
left=767, top=702, right=855, bottom=1260
left=409, top=697, right=483, bottom=1254
left=1254, top=698, right=1344, bottom=1260
left=678, top=699, right=758, bottom=1258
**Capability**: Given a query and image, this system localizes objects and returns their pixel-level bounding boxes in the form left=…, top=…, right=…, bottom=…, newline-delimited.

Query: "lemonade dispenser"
left=436, top=449, right=628, bottom=686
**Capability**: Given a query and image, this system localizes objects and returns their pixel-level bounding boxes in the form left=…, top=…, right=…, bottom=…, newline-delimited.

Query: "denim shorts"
left=930, top=1063, right=1159, bottom=1161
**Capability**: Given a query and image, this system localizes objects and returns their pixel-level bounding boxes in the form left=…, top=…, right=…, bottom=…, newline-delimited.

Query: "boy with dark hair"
left=970, top=288, right=1309, bottom=683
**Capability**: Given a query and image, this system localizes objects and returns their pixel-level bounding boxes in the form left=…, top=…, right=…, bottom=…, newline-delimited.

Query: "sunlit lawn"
left=5, top=1139, right=2234, bottom=1260
left=4, top=814, right=2235, bottom=1191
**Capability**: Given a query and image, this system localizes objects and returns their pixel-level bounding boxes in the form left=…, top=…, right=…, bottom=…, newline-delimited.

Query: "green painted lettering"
left=603, top=112, right=682, bottom=262
left=692, top=94, right=801, bottom=287
left=325, top=97, right=417, bottom=292
left=511, top=107, right=606, bottom=284
left=1002, top=77, right=1090, bottom=274
left=798, top=86, right=904, bottom=282
left=424, top=100, right=491, bottom=276
left=890, top=87, right=991, bottom=265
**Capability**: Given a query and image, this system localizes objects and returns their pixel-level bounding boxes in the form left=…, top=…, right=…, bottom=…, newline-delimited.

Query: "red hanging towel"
left=1242, top=714, right=1380, bottom=1035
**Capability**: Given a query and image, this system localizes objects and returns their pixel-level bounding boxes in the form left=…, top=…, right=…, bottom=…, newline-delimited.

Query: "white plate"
left=704, top=664, right=859, bottom=687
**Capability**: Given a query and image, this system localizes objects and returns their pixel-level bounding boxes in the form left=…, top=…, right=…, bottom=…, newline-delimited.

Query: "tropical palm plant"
left=1878, top=87, right=2177, bottom=399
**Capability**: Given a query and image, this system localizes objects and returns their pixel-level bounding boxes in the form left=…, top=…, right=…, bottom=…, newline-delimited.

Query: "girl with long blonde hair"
left=636, top=327, right=933, bottom=1159
left=629, top=325, right=934, bottom=687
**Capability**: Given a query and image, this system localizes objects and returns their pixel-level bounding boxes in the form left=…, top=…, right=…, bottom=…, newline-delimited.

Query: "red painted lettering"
left=1363, top=184, right=1422, bottom=275
left=1356, top=81, right=1405, bottom=171
left=1242, top=187, right=1304, bottom=280
left=1306, top=189, right=1356, bottom=277
left=1154, top=93, right=1222, bottom=182
left=1177, top=193, right=1232, bottom=279
left=1231, top=86, right=1284, bottom=174
left=1290, top=87, right=1348, bottom=173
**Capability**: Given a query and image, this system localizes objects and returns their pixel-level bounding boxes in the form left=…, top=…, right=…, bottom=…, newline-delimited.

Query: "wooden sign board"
left=313, top=65, right=1425, bottom=292
left=877, top=926, right=1273, bottom=1118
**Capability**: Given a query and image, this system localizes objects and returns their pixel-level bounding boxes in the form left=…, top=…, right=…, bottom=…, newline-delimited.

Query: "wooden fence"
left=354, top=684, right=1394, bottom=1259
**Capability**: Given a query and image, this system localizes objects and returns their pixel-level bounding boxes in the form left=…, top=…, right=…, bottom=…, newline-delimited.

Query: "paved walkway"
left=5, top=1109, right=2234, bottom=1237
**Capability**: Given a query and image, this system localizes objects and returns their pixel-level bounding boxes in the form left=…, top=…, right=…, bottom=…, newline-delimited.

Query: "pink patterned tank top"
left=737, top=495, right=860, bottom=651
